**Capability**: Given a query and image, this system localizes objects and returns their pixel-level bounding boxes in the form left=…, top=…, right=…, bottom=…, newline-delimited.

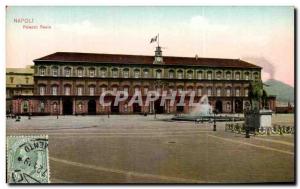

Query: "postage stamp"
left=6, top=135, right=49, bottom=183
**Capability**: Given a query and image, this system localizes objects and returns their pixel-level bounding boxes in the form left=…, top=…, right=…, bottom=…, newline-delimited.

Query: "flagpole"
left=158, top=33, right=159, bottom=47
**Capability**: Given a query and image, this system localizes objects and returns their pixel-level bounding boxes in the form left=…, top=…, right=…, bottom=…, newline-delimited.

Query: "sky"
left=6, top=6, right=294, bottom=86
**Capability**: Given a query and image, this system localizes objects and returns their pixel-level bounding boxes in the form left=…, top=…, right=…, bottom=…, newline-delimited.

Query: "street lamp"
left=213, top=110, right=217, bottom=131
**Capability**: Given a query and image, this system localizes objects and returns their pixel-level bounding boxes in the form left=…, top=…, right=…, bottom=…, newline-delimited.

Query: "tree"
left=248, top=81, right=268, bottom=110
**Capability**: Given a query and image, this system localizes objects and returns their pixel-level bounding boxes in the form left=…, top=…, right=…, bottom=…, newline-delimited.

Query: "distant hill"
left=263, top=79, right=294, bottom=106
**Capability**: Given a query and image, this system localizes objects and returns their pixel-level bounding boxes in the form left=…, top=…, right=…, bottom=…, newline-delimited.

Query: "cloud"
left=241, top=56, right=275, bottom=79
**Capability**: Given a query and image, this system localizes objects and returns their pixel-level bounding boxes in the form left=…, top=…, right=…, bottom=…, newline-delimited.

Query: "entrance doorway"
left=88, top=100, right=96, bottom=114
left=63, top=98, right=73, bottom=115
left=235, top=100, right=243, bottom=113
left=154, top=99, right=164, bottom=114
left=111, top=98, right=119, bottom=113
left=215, top=100, right=223, bottom=113
left=133, top=102, right=141, bottom=113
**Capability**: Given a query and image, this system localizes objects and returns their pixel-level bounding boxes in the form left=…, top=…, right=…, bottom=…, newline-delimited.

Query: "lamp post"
left=16, top=98, right=20, bottom=122
left=213, top=110, right=217, bottom=131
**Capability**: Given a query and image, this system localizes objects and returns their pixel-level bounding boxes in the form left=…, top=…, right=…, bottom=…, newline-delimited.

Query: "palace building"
left=11, top=47, right=276, bottom=115
left=6, top=66, right=34, bottom=114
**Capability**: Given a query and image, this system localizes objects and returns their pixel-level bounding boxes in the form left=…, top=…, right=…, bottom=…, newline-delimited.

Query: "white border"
left=1, top=0, right=298, bottom=189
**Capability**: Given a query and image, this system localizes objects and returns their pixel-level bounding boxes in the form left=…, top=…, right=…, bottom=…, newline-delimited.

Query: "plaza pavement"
left=6, top=114, right=295, bottom=183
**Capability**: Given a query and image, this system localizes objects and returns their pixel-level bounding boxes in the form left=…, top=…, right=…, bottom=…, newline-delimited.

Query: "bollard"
left=245, top=127, right=250, bottom=138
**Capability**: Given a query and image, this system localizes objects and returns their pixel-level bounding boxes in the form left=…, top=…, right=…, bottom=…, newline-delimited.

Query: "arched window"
left=112, top=68, right=118, bottom=78
left=226, top=102, right=231, bottom=111
left=100, top=68, right=107, bottom=77
left=89, top=68, right=95, bottom=77
left=100, top=85, right=107, bottom=93
left=244, top=72, right=249, bottom=80
left=134, top=69, right=140, bottom=78
left=39, top=66, right=46, bottom=76
left=64, top=85, right=71, bottom=95
left=226, top=71, right=231, bottom=80
left=77, top=85, right=83, bottom=96
left=216, top=71, right=222, bottom=80
left=123, top=68, right=129, bottom=78
left=123, top=86, right=129, bottom=93
left=244, top=88, right=249, bottom=97
left=226, top=87, right=231, bottom=97
left=39, top=85, right=46, bottom=95
left=235, top=88, right=240, bottom=97
left=77, top=67, right=83, bottom=77
left=143, top=69, right=149, bottom=78
left=187, top=70, right=193, bottom=79
left=207, top=71, right=212, bottom=80
left=52, top=85, right=58, bottom=95
left=177, top=86, right=183, bottom=94
left=52, top=66, right=58, bottom=76
left=169, top=70, right=175, bottom=79
left=207, top=87, right=212, bottom=96
left=177, top=70, right=183, bottom=79
left=197, top=87, right=202, bottom=96
left=89, top=85, right=95, bottom=96
left=156, top=69, right=162, bottom=79
left=253, top=72, right=259, bottom=80
left=143, top=86, right=149, bottom=95
left=197, top=71, right=202, bottom=79
left=217, top=88, right=221, bottom=96
left=64, top=67, right=71, bottom=77
left=39, top=101, right=45, bottom=112
left=235, top=72, right=240, bottom=80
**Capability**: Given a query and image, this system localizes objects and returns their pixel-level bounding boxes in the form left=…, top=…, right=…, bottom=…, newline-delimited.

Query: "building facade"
left=11, top=47, right=276, bottom=115
left=6, top=66, right=34, bottom=114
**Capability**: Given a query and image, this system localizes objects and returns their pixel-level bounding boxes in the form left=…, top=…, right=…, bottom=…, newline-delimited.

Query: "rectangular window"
left=244, top=89, right=249, bottom=97
left=53, top=69, right=58, bottom=76
left=178, top=73, right=183, bottom=79
left=156, top=72, right=161, bottom=79
left=197, top=72, right=202, bottom=79
left=40, top=68, right=45, bottom=76
left=207, top=88, right=212, bottom=96
left=198, top=88, right=202, bottom=96
left=78, top=69, right=83, bottom=77
left=40, top=86, right=45, bottom=95
left=144, top=87, right=148, bottom=95
left=90, top=70, right=95, bottom=77
left=144, top=70, right=149, bottom=78
left=217, top=88, right=221, bottom=96
left=113, top=71, right=118, bottom=78
left=77, top=87, right=82, bottom=96
left=226, top=89, right=231, bottom=97
left=65, top=69, right=71, bottom=77
left=236, top=89, right=240, bottom=97
left=124, top=71, right=129, bottom=78
left=65, top=87, right=70, bottom=95
left=52, top=86, right=57, bottom=95
left=101, top=70, right=106, bottom=77
left=207, top=73, right=212, bottom=80
left=90, top=87, right=95, bottom=95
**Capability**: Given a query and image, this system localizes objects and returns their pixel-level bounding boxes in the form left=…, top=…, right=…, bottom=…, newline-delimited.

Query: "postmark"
left=7, top=135, right=49, bottom=183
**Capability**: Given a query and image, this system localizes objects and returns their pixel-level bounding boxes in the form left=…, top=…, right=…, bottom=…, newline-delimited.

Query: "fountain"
left=190, top=95, right=212, bottom=117
left=171, top=95, right=244, bottom=122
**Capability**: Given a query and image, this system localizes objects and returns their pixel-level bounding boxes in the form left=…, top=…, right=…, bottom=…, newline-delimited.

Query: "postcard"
left=6, top=6, right=295, bottom=184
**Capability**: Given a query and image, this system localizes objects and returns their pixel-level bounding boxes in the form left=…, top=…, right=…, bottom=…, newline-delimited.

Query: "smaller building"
left=6, top=66, right=34, bottom=114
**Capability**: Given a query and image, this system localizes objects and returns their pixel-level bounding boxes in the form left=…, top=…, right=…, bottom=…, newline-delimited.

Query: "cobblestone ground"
left=6, top=114, right=295, bottom=183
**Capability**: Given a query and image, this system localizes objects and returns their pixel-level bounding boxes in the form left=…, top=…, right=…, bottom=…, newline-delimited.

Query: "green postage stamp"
left=6, top=135, right=49, bottom=183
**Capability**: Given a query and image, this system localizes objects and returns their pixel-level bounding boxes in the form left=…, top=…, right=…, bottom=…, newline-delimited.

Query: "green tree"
left=248, top=81, right=268, bottom=110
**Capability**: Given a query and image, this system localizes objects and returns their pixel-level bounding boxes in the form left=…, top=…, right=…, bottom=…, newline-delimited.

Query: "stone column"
left=59, top=97, right=63, bottom=115
left=72, top=98, right=75, bottom=115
